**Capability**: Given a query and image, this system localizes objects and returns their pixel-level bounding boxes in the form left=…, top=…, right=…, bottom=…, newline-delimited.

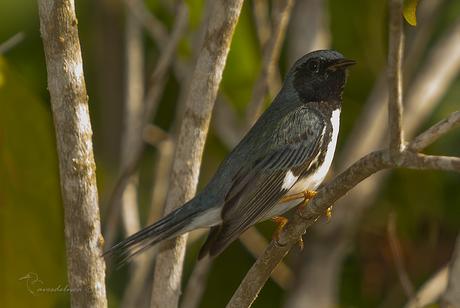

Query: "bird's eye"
left=308, top=59, right=320, bottom=73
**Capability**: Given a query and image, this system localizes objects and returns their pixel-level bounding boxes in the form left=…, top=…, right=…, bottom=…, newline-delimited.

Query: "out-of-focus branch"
left=388, top=0, right=405, bottom=157
left=103, top=3, right=188, bottom=250
left=441, top=236, right=460, bottom=307
left=150, top=0, right=244, bottom=306
left=405, top=266, right=449, bottom=308
left=245, top=0, right=295, bottom=126
left=0, top=32, right=25, bottom=55
left=252, top=0, right=270, bottom=48
left=123, top=0, right=168, bottom=46
left=37, top=0, right=107, bottom=306
left=387, top=213, right=415, bottom=300
left=287, top=0, right=330, bottom=64
left=409, top=111, right=460, bottom=152
left=180, top=257, right=214, bottom=308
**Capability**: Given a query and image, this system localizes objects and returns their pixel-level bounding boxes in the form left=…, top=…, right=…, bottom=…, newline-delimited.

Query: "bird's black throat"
left=293, top=62, right=348, bottom=105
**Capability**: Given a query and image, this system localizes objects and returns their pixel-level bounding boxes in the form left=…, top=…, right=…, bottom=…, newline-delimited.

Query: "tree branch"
left=150, top=0, right=244, bottom=306
left=37, top=0, right=107, bottom=306
left=103, top=2, right=188, bottom=250
left=0, top=32, right=25, bottom=54
left=388, top=0, right=405, bottom=157
left=441, top=235, right=460, bottom=307
left=245, top=0, right=295, bottom=126
left=227, top=107, right=460, bottom=306
left=409, top=110, right=460, bottom=152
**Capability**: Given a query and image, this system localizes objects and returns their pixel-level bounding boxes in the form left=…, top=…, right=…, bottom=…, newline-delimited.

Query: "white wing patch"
left=281, top=170, right=299, bottom=189
left=288, top=108, right=340, bottom=194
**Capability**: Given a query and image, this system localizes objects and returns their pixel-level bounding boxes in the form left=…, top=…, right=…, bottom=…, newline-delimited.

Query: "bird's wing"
left=202, top=106, right=327, bottom=257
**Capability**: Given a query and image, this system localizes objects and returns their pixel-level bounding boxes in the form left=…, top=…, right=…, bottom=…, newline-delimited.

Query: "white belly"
left=263, top=108, right=340, bottom=219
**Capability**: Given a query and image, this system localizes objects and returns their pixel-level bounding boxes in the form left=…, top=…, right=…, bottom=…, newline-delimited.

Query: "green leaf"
left=403, top=0, right=420, bottom=26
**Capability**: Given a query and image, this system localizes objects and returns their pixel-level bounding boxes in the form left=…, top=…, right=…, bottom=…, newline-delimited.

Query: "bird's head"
left=285, top=50, right=355, bottom=103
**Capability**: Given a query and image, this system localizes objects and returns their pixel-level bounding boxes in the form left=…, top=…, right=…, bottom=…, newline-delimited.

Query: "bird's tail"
left=103, top=198, right=202, bottom=265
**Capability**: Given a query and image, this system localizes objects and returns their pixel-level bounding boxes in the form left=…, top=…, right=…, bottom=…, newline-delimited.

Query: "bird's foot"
left=271, top=216, right=288, bottom=242
left=296, top=190, right=317, bottom=215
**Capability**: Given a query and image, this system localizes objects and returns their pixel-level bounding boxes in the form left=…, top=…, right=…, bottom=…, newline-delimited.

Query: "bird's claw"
left=271, top=216, right=288, bottom=242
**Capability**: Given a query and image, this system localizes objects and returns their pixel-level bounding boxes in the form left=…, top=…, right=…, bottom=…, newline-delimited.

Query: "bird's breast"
left=290, top=108, right=340, bottom=194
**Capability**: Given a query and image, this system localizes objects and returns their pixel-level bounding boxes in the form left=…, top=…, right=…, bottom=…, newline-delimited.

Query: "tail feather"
left=103, top=202, right=200, bottom=266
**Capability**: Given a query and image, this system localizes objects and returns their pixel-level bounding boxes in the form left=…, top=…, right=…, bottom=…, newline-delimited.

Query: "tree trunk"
left=37, top=0, right=107, bottom=307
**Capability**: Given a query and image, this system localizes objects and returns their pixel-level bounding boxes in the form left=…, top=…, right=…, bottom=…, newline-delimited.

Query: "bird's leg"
left=271, top=216, right=304, bottom=250
left=271, top=216, right=288, bottom=242
left=296, top=190, right=317, bottom=214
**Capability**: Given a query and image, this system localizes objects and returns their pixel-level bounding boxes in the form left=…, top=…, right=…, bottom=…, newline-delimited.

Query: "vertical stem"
left=388, top=0, right=405, bottom=157
left=150, top=0, right=244, bottom=307
left=37, top=0, right=107, bottom=307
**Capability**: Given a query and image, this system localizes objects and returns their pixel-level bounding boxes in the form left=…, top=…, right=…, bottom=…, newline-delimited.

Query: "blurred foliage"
left=0, top=0, right=459, bottom=307
left=403, top=0, right=420, bottom=26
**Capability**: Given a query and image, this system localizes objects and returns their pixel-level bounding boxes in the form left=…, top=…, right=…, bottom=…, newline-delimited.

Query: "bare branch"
left=150, top=0, right=244, bottom=306
left=387, top=213, right=416, bottom=300
left=240, top=228, right=293, bottom=289
left=123, top=0, right=168, bottom=46
left=37, top=0, right=107, bottom=306
left=441, top=235, right=460, bottom=307
left=103, top=3, right=188, bottom=250
left=181, top=257, right=213, bottom=308
left=245, top=0, right=295, bottom=126
left=388, top=0, right=405, bottom=156
left=405, top=266, right=449, bottom=308
left=228, top=107, right=460, bottom=305
left=409, top=111, right=460, bottom=152
left=0, top=32, right=25, bottom=54
left=401, top=152, right=460, bottom=173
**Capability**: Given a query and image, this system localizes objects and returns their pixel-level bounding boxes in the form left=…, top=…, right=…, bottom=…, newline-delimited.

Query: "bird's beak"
left=327, top=58, right=356, bottom=71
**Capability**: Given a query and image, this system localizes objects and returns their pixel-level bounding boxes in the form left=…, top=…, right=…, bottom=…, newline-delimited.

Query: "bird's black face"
left=292, top=52, right=355, bottom=103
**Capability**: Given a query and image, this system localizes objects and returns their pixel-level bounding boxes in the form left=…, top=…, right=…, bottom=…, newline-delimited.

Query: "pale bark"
left=245, top=0, right=295, bottom=126
left=103, top=2, right=188, bottom=250
left=388, top=0, right=405, bottom=157
left=405, top=266, right=449, bottom=308
left=150, top=0, right=244, bottom=307
left=441, top=236, right=460, bottom=307
left=37, top=0, right=107, bottom=307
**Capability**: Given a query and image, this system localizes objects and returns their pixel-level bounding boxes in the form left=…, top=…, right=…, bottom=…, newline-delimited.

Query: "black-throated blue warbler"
left=105, top=49, right=355, bottom=261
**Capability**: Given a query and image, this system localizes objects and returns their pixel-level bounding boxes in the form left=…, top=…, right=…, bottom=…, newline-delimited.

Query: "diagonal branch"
left=227, top=109, right=460, bottom=306
left=150, top=0, right=244, bottom=306
left=409, top=110, right=460, bottom=152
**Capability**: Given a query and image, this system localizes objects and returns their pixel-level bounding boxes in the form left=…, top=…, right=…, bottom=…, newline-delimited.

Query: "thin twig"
left=0, top=32, right=25, bottom=54
left=180, top=257, right=214, bottom=308
left=103, top=2, right=188, bottom=250
left=409, top=111, right=460, bottom=152
left=37, top=0, right=107, bottom=306
left=441, top=235, right=460, bottom=307
left=123, top=0, right=168, bottom=46
left=405, top=266, right=449, bottom=308
left=150, top=0, right=244, bottom=306
left=388, top=0, right=405, bottom=157
left=245, top=0, right=295, bottom=126
left=387, top=213, right=416, bottom=301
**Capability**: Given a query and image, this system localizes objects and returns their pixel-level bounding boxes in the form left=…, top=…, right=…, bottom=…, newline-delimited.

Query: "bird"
left=105, top=49, right=355, bottom=263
